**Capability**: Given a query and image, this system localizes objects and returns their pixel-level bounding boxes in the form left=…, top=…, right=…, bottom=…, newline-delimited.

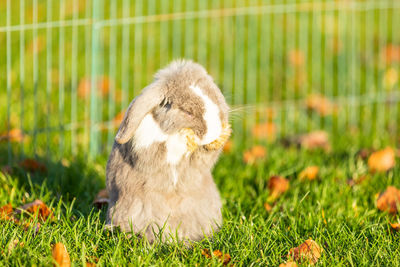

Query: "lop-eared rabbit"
left=106, top=60, right=231, bottom=243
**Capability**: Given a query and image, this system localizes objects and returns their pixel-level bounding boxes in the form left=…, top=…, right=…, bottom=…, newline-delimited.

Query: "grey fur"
left=106, top=59, right=229, bottom=243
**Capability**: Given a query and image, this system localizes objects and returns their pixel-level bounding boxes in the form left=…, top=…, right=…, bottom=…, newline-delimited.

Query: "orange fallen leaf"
left=390, top=222, right=400, bottom=231
left=93, top=189, right=109, bottom=209
left=376, top=186, right=400, bottom=214
left=78, top=76, right=113, bottom=98
left=52, top=242, right=71, bottom=267
left=201, top=249, right=231, bottom=265
left=289, top=49, right=305, bottom=67
left=368, top=147, right=396, bottom=173
left=264, top=203, right=273, bottom=212
left=299, top=166, right=319, bottom=181
left=17, top=199, right=53, bottom=221
left=381, top=44, right=400, bottom=64
left=86, top=263, right=96, bottom=267
left=19, top=159, right=47, bottom=173
left=0, top=203, right=13, bottom=220
left=299, top=131, right=330, bottom=151
left=268, top=176, right=289, bottom=200
left=252, top=122, right=276, bottom=141
left=305, top=94, right=337, bottom=117
left=243, top=145, right=266, bottom=164
left=0, top=128, right=24, bottom=143
left=279, top=261, right=298, bottom=267
left=223, top=140, right=233, bottom=153
left=288, top=239, right=323, bottom=265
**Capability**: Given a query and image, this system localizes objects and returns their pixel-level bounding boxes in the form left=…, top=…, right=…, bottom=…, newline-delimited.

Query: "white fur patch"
left=165, top=133, right=188, bottom=165
left=134, top=114, right=168, bottom=149
left=190, top=85, right=222, bottom=145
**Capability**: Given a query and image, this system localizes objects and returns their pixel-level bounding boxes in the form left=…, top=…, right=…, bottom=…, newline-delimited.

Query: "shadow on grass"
left=0, top=144, right=107, bottom=216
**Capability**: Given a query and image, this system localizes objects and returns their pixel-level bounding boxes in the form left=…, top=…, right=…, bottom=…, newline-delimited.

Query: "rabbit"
left=106, top=59, right=231, bottom=243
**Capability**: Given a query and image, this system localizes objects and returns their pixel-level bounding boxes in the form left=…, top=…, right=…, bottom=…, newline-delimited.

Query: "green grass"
left=0, top=136, right=399, bottom=266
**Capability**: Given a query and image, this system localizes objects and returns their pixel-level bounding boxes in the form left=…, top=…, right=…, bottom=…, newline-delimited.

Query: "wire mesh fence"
left=1, top=0, right=400, bottom=162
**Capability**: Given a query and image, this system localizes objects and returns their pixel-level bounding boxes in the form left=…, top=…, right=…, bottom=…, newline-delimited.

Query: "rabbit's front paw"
left=181, top=128, right=199, bottom=153
left=204, top=123, right=232, bottom=151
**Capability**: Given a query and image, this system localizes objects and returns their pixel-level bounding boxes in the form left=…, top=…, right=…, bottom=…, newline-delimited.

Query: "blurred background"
left=1, top=0, right=399, bottom=162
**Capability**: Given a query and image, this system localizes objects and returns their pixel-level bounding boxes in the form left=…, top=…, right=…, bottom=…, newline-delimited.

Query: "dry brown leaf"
left=268, top=176, right=289, bottom=200
left=279, top=261, right=298, bottom=267
left=306, top=95, right=337, bottom=117
left=299, top=166, right=319, bottom=181
left=0, top=128, right=24, bottom=143
left=289, top=49, right=305, bottom=67
left=52, top=242, right=71, bottom=267
left=288, top=239, right=323, bottom=265
left=390, top=222, right=400, bottom=231
left=86, top=263, right=96, bottom=267
left=376, top=186, right=400, bottom=214
left=252, top=122, right=276, bottom=141
left=19, top=159, right=47, bottom=173
left=243, top=146, right=266, bottom=164
left=368, top=147, right=396, bottom=173
left=18, top=199, right=53, bottom=221
left=299, top=131, right=330, bottom=151
left=93, top=189, right=110, bottom=209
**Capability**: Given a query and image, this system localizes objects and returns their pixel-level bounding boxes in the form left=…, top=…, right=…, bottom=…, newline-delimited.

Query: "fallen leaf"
left=243, top=146, right=266, bottom=164
left=279, top=261, right=298, bottom=267
left=390, top=222, right=400, bottom=231
left=86, top=263, right=96, bottom=267
left=223, top=140, right=233, bottom=153
left=299, top=131, right=330, bottom=151
left=305, top=95, right=337, bottom=117
left=27, top=35, right=46, bottom=54
left=289, top=49, right=305, bottom=67
left=17, top=199, right=53, bottom=221
left=93, top=189, right=109, bottom=209
left=268, top=176, right=289, bottom=200
left=288, top=239, right=323, bottom=265
left=299, top=166, right=319, bottom=181
left=0, top=128, right=24, bottom=142
left=347, top=175, right=368, bottom=187
left=252, top=122, right=276, bottom=141
left=0, top=203, right=13, bottom=219
left=52, top=242, right=71, bottom=267
left=8, top=238, right=24, bottom=254
left=381, top=44, right=400, bottom=64
left=78, top=76, right=113, bottom=98
left=368, top=147, right=396, bottom=173
left=383, top=68, right=398, bottom=89
left=201, top=249, right=231, bottom=265
left=376, top=186, right=400, bottom=214
left=264, top=203, right=273, bottom=212
left=18, top=159, right=47, bottom=173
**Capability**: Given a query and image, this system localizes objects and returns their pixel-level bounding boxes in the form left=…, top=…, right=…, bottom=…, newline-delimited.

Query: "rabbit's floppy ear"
left=115, top=84, right=163, bottom=144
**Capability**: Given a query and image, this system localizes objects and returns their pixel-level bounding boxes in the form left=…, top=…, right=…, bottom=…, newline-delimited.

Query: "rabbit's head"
left=115, top=60, right=229, bottom=148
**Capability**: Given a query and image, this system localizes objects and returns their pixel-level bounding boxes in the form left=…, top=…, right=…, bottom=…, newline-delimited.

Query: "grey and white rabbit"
left=106, top=60, right=231, bottom=243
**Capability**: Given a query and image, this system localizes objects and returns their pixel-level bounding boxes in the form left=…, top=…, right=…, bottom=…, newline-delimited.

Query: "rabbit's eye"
left=160, top=99, right=172, bottom=110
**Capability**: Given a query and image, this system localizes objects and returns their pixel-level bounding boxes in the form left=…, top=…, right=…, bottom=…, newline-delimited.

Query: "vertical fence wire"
left=2, top=0, right=399, bottom=162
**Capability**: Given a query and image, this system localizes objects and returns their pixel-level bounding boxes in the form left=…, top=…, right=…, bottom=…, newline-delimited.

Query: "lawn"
left=0, top=134, right=399, bottom=266
left=1, top=0, right=400, bottom=266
